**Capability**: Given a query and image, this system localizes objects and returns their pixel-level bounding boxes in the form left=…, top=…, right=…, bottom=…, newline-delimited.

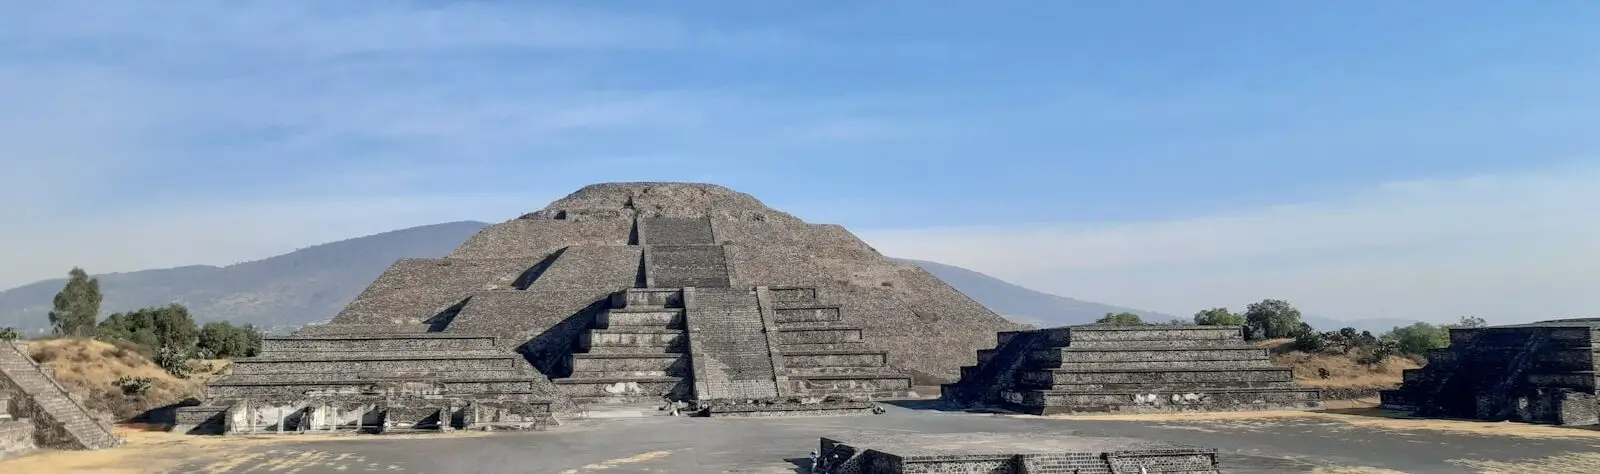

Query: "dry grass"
left=0, top=425, right=488, bottom=473
left=26, top=338, right=230, bottom=421
left=1257, top=338, right=1420, bottom=390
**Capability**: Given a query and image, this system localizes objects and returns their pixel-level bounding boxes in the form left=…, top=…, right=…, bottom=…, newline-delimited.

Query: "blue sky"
left=3, top=1, right=1598, bottom=323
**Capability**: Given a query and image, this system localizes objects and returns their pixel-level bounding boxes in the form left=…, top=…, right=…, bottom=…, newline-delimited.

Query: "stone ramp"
left=647, top=245, right=731, bottom=288
left=0, top=341, right=119, bottom=450
left=816, top=431, right=1219, bottom=473
left=684, top=287, right=781, bottom=400
left=942, top=326, right=1321, bottom=414
left=638, top=216, right=717, bottom=246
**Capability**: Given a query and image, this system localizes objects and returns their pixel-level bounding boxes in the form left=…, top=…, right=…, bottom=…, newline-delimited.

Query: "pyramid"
left=187, top=182, right=1021, bottom=431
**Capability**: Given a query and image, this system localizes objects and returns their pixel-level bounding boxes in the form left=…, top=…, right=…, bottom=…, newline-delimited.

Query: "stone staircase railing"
left=0, top=340, right=120, bottom=449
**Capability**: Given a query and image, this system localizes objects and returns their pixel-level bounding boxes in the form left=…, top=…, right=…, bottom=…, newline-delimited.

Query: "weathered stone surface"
left=943, top=325, right=1322, bottom=415
left=815, top=431, right=1220, bottom=473
left=1381, top=319, right=1600, bottom=426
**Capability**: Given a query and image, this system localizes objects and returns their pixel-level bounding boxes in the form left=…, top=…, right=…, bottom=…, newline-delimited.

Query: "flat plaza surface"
left=7, top=401, right=1600, bottom=473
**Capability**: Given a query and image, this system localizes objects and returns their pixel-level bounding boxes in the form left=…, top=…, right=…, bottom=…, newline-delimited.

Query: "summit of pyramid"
left=521, top=181, right=797, bottom=221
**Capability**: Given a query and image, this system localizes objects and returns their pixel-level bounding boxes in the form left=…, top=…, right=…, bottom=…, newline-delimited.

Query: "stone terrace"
left=1381, top=318, right=1600, bottom=425
left=943, top=325, right=1322, bottom=414
left=192, top=333, right=556, bottom=434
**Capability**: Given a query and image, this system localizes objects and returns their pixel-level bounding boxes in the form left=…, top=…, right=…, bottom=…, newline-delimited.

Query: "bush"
left=1385, top=322, right=1451, bottom=356
left=115, top=376, right=153, bottom=396
left=0, top=327, right=18, bottom=340
left=1193, top=307, right=1245, bottom=326
left=1094, top=312, right=1145, bottom=326
left=1293, top=331, right=1331, bottom=353
left=196, top=321, right=263, bottom=358
left=155, top=344, right=192, bottom=379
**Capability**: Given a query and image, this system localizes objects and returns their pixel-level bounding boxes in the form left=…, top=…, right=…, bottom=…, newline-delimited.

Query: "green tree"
left=0, top=327, right=19, bottom=340
left=1243, top=299, right=1307, bottom=340
left=1385, top=322, right=1451, bottom=356
left=1447, top=316, right=1487, bottom=329
left=1193, top=307, right=1245, bottom=326
left=1095, top=312, right=1145, bottom=326
left=197, top=321, right=263, bottom=358
left=97, top=303, right=198, bottom=352
left=48, top=267, right=101, bottom=337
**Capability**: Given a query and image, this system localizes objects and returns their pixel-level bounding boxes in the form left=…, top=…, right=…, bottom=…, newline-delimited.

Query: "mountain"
left=0, top=221, right=1413, bottom=334
left=0, top=221, right=491, bottom=334
left=897, top=259, right=1179, bottom=326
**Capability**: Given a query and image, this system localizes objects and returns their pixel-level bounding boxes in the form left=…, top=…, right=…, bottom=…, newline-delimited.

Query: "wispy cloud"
left=861, top=164, right=1600, bottom=324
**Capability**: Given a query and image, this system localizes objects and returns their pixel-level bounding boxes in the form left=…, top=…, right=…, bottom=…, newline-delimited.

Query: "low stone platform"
left=1380, top=318, right=1600, bottom=425
left=942, top=325, right=1321, bottom=415
left=814, top=431, right=1219, bottom=473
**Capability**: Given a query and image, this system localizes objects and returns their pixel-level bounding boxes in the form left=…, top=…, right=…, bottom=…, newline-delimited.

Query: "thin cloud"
left=860, top=164, right=1600, bottom=324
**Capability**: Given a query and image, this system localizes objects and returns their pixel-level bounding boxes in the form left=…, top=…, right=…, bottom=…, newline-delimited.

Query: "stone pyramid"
left=193, top=182, right=1020, bottom=431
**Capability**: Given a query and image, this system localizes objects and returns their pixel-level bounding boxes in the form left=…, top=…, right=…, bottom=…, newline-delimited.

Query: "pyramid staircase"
left=0, top=341, right=120, bottom=450
left=554, top=289, right=694, bottom=404
left=198, top=333, right=555, bottom=433
left=766, top=287, right=913, bottom=398
left=943, top=326, right=1321, bottom=414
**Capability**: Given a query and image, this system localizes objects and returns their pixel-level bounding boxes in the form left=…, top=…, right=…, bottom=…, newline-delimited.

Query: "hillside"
left=0, top=221, right=1406, bottom=333
left=898, top=258, right=1178, bottom=326
left=0, top=221, right=489, bottom=333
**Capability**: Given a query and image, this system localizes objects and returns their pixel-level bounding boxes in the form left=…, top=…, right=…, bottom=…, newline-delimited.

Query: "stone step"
left=553, top=377, right=691, bottom=402
left=778, top=342, right=870, bottom=352
left=597, top=309, right=685, bottom=328
left=775, top=324, right=863, bottom=345
left=784, top=373, right=914, bottom=397
left=1032, top=347, right=1269, bottom=364
left=1525, top=371, right=1598, bottom=390
left=230, top=353, right=523, bottom=375
left=613, top=288, right=685, bottom=309
left=648, top=245, right=731, bottom=288
left=1063, top=339, right=1257, bottom=349
left=261, top=334, right=496, bottom=353
left=581, top=345, right=687, bottom=355
left=1049, top=359, right=1279, bottom=371
left=780, top=350, right=888, bottom=368
left=570, top=353, right=689, bottom=376
left=772, top=305, right=842, bottom=324
left=580, top=328, right=687, bottom=351
left=1064, top=326, right=1246, bottom=342
left=1001, top=387, right=1322, bottom=415
left=766, top=287, right=819, bottom=304
left=786, top=366, right=904, bottom=376
left=293, top=324, right=434, bottom=336
left=207, top=374, right=550, bottom=398
left=1019, top=367, right=1293, bottom=389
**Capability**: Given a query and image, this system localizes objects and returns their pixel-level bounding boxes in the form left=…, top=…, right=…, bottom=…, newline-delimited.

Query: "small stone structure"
left=197, top=183, right=1018, bottom=429
left=1380, top=318, right=1600, bottom=425
left=0, top=340, right=120, bottom=452
left=942, top=325, right=1322, bottom=414
left=813, top=431, right=1220, bottom=473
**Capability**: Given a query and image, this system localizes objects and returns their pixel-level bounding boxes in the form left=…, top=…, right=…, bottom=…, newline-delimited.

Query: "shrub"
left=115, top=376, right=153, bottom=396
left=0, top=327, right=19, bottom=340
left=155, top=344, right=192, bottom=379
left=1094, top=312, right=1145, bottom=326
